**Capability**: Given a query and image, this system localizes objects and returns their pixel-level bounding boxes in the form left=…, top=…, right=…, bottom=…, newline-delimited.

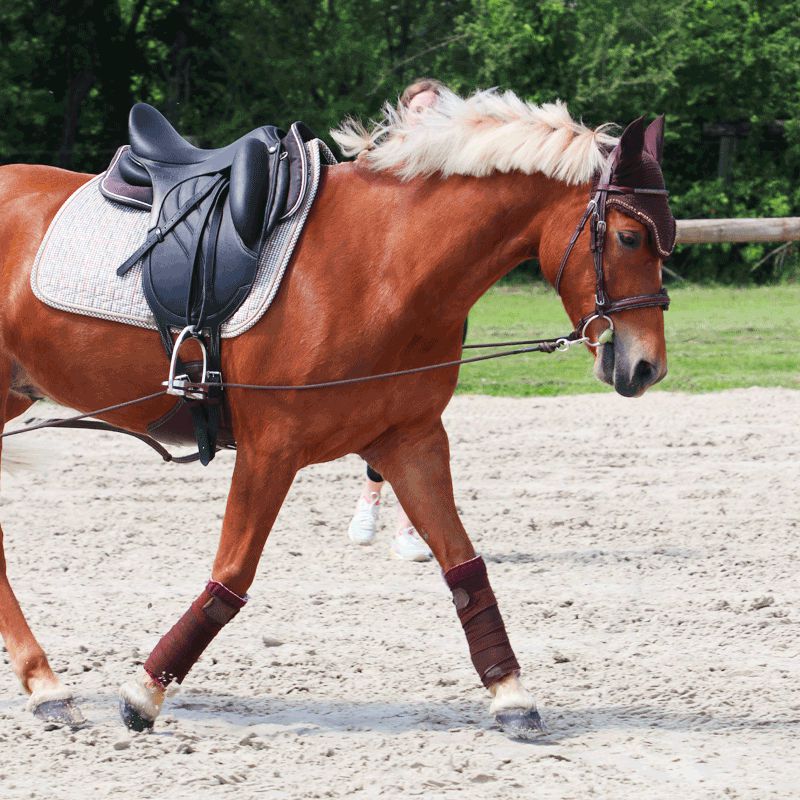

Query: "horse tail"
left=0, top=439, right=52, bottom=474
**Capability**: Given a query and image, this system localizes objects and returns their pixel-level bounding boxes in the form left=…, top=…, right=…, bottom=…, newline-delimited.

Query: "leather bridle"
left=554, top=155, right=671, bottom=347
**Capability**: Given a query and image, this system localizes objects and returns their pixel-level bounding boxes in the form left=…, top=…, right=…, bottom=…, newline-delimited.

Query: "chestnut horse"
left=0, top=90, right=673, bottom=737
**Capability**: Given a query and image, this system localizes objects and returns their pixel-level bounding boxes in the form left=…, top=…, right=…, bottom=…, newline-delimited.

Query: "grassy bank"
left=457, top=284, right=800, bottom=396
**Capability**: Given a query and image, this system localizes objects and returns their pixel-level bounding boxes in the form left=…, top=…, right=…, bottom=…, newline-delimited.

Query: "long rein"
left=0, top=328, right=595, bottom=461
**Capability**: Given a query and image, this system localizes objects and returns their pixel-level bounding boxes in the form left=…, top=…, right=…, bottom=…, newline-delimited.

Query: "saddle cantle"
left=104, top=103, right=318, bottom=464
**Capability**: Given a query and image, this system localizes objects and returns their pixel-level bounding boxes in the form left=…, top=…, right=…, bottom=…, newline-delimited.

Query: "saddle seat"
left=128, top=102, right=269, bottom=166
left=119, top=104, right=285, bottom=246
left=119, top=103, right=287, bottom=224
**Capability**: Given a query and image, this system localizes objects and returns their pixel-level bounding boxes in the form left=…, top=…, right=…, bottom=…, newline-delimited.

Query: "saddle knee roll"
left=229, top=138, right=273, bottom=251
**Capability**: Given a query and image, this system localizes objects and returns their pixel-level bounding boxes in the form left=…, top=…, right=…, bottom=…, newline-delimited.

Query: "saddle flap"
left=142, top=175, right=224, bottom=328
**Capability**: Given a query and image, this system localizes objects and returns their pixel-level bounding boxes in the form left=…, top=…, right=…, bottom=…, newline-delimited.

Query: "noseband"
left=554, top=157, right=671, bottom=346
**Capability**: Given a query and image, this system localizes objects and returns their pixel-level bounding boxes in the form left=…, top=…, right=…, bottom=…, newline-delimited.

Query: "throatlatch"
left=444, top=556, right=520, bottom=687
left=144, top=580, right=247, bottom=687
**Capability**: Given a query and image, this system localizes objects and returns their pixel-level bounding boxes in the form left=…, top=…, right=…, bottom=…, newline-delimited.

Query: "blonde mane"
left=331, top=88, right=618, bottom=186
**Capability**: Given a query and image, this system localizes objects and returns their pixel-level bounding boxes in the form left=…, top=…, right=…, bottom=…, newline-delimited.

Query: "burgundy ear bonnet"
left=603, top=116, right=676, bottom=258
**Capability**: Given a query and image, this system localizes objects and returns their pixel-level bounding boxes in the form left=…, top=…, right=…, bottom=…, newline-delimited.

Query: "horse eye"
left=617, top=231, right=641, bottom=249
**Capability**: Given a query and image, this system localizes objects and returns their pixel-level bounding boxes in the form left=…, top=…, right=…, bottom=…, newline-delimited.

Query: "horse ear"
left=644, top=115, right=665, bottom=163
left=614, top=116, right=646, bottom=175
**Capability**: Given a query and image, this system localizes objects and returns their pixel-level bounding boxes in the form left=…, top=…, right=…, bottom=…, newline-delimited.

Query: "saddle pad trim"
left=280, top=124, right=309, bottom=220
left=31, top=140, right=336, bottom=339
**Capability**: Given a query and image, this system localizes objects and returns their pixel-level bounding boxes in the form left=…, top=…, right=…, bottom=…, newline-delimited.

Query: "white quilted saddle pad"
left=31, top=139, right=336, bottom=338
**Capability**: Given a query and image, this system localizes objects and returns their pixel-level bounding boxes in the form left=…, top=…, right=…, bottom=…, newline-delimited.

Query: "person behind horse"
left=347, top=78, right=452, bottom=562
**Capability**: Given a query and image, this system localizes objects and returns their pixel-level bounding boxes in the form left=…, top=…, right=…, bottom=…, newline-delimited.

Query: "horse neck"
left=335, top=166, right=588, bottom=324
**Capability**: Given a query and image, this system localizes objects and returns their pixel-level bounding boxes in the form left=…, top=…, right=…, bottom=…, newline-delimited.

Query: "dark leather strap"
left=554, top=201, right=595, bottom=295
left=595, top=184, right=669, bottom=196
left=116, top=175, right=225, bottom=276
left=602, top=289, right=671, bottom=314
left=30, top=417, right=203, bottom=464
left=192, top=184, right=227, bottom=329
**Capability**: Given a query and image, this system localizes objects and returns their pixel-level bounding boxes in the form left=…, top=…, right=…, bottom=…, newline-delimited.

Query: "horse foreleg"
left=119, top=447, right=295, bottom=731
left=368, top=419, right=545, bottom=739
left=0, top=375, right=84, bottom=726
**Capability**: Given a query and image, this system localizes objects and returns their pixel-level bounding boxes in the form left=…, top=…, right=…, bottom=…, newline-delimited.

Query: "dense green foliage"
left=1, top=0, right=798, bottom=282
left=459, top=284, right=800, bottom=395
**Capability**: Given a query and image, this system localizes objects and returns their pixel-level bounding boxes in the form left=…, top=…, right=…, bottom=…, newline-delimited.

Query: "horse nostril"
left=633, top=359, right=657, bottom=387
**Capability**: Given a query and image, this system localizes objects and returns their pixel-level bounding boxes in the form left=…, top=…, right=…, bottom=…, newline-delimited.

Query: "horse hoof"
left=32, top=698, right=86, bottom=728
left=495, top=707, right=548, bottom=740
left=119, top=698, right=154, bottom=732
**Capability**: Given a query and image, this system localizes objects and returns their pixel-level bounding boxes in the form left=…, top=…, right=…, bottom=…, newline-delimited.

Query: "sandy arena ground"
left=0, top=388, right=798, bottom=799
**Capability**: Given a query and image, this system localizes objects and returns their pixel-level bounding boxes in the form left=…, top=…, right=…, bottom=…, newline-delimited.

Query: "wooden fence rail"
left=676, top=217, right=800, bottom=244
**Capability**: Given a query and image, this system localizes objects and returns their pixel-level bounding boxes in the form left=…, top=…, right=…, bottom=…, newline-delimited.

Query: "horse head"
left=542, top=115, right=676, bottom=398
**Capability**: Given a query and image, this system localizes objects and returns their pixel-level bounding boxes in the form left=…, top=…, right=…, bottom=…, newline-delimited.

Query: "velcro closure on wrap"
left=444, top=554, right=486, bottom=586
left=206, top=580, right=248, bottom=608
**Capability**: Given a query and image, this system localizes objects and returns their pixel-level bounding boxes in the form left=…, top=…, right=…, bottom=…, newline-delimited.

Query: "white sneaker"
left=390, top=527, right=433, bottom=562
left=347, top=492, right=381, bottom=545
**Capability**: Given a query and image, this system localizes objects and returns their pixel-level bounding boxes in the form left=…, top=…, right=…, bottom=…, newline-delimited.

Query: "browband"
left=595, top=184, right=669, bottom=196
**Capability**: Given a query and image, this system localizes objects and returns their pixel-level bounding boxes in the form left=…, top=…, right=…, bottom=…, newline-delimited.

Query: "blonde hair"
left=331, top=88, right=617, bottom=185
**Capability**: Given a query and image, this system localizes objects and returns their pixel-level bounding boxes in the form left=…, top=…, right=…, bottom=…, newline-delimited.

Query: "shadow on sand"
left=146, top=693, right=792, bottom=742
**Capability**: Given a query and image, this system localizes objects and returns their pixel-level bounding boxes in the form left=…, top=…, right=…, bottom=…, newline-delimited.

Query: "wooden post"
left=716, top=135, right=736, bottom=187
left=676, top=218, right=800, bottom=244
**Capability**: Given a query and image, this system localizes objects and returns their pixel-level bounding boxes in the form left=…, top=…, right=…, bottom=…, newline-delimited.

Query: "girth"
left=554, top=155, right=670, bottom=341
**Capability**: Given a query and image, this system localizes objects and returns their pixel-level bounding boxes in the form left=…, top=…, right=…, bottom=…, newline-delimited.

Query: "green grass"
left=457, top=284, right=800, bottom=396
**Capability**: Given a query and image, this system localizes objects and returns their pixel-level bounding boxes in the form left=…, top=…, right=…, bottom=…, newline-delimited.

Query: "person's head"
left=399, top=78, right=447, bottom=116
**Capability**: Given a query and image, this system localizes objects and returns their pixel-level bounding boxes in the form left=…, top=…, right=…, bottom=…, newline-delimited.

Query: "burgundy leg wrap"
left=444, top=556, right=520, bottom=687
left=144, top=581, right=247, bottom=688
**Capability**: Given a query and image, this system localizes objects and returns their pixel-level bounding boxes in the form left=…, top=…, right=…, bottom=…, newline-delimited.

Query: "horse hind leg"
left=0, top=369, right=84, bottom=726
left=0, top=543, right=84, bottom=726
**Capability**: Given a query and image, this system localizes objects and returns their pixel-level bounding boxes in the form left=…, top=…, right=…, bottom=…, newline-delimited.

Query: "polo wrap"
left=144, top=580, right=247, bottom=687
left=444, top=556, right=520, bottom=687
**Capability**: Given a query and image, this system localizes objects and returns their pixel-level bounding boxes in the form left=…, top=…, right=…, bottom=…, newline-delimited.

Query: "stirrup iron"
left=163, top=325, right=209, bottom=399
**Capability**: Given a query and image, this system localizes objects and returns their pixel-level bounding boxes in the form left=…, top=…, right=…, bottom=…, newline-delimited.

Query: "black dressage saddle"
left=104, top=103, right=317, bottom=464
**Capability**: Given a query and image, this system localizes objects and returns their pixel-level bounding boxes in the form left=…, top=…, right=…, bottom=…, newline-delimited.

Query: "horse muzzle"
left=594, top=340, right=666, bottom=397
